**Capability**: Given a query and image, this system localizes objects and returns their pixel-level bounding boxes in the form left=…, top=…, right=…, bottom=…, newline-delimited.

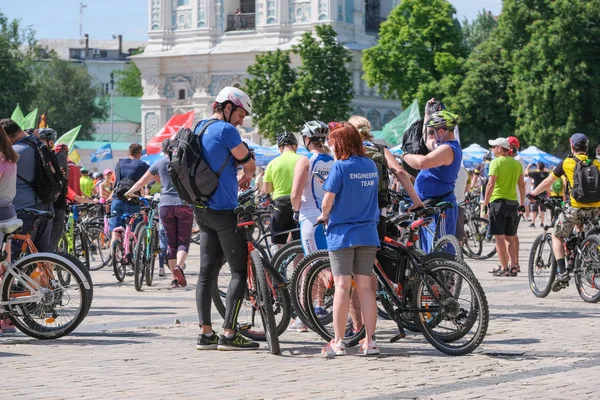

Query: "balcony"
left=226, top=13, right=256, bottom=31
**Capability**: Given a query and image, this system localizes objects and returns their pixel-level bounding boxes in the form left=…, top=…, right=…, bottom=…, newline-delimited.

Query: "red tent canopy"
left=146, top=111, right=195, bottom=154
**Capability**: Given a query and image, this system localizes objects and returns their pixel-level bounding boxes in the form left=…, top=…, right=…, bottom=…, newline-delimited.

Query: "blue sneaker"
left=314, top=306, right=328, bottom=318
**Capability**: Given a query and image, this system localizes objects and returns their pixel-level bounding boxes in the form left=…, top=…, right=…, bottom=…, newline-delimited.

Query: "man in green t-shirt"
left=483, top=137, right=526, bottom=277
left=263, top=131, right=302, bottom=246
left=79, top=167, right=94, bottom=199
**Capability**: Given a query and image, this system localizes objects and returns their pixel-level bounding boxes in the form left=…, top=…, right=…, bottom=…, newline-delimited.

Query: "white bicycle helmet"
left=301, top=121, right=329, bottom=138
left=215, top=86, right=252, bottom=115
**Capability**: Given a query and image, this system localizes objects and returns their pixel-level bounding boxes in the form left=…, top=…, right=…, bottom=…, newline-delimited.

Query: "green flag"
left=21, top=108, right=38, bottom=130
left=55, top=125, right=81, bottom=151
left=374, top=100, right=421, bottom=145
left=11, top=105, right=24, bottom=126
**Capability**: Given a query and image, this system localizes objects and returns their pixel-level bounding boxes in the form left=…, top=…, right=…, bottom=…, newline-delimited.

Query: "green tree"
left=0, top=12, right=38, bottom=118
left=503, top=0, right=600, bottom=151
left=115, top=50, right=144, bottom=97
left=448, top=31, right=514, bottom=146
left=362, top=0, right=466, bottom=106
left=245, top=25, right=353, bottom=140
left=244, top=50, right=300, bottom=140
left=293, top=24, right=353, bottom=124
left=461, top=9, right=498, bottom=52
left=32, top=58, right=108, bottom=140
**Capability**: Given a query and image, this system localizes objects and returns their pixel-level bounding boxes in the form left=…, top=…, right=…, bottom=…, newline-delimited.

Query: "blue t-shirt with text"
left=195, top=119, right=242, bottom=210
left=322, top=155, right=380, bottom=251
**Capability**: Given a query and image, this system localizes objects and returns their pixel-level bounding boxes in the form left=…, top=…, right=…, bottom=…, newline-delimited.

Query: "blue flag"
left=90, top=144, right=113, bottom=162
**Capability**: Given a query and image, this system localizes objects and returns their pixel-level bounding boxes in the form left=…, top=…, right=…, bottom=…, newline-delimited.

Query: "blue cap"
left=570, top=133, right=588, bottom=147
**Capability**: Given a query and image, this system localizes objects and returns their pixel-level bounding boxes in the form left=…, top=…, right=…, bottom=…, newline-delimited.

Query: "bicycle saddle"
left=0, top=218, right=23, bottom=234
left=435, top=201, right=454, bottom=210
left=19, top=208, right=55, bottom=221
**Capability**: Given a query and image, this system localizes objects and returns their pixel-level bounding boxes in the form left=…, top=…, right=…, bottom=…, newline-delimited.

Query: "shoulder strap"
left=16, top=138, right=39, bottom=187
left=196, top=119, right=231, bottom=176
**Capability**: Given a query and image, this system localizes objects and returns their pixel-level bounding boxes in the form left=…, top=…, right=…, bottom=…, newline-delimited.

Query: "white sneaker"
left=359, top=338, right=380, bottom=356
left=287, top=317, right=308, bottom=333
left=158, top=268, right=165, bottom=277
left=322, top=339, right=346, bottom=357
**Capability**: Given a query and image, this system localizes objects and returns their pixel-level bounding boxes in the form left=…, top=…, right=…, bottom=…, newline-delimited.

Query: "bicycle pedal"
left=390, top=333, right=406, bottom=343
left=238, top=324, right=252, bottom=331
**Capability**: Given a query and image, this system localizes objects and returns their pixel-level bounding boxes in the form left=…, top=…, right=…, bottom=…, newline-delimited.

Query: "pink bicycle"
left=112, top=212, right=141, bottom=282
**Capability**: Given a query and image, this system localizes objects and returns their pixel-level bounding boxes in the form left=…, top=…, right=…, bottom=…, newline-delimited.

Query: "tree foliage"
left=361, top=0, right=466, bottom=107
left=245, top=25, right=352, bottom=141
left=461, top=9, right=498, bottom=52
left=116, top=50, right=144, bottom=97
left=32, top=59, right=108, bottom=140
left=245, top=50, right=299, bottom=140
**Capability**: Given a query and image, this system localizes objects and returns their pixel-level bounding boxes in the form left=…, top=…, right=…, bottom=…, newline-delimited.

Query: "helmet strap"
left=434, top=128, right=450, bottom=144
left=224, top=103, right=237, bottom=124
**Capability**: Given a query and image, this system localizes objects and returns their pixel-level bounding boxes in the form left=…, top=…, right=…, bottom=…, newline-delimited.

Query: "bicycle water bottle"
left=72, top=205, right=79, bottom=222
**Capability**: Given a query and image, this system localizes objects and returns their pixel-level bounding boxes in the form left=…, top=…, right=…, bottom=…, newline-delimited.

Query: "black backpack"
left=166, top=119, right=230, bottom=205
left=570, top=157, right=600, bottom=203
left=114, top=178, right=136, bottom=201
left=364, top=142, right=391, bottom=209
left=400, top=119, right=429, bottom=178
left=17, top=136, right=64, bottom=204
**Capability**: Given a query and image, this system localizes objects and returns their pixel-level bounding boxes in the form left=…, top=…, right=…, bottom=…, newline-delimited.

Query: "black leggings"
left=195, top=209, right=248, bottom=330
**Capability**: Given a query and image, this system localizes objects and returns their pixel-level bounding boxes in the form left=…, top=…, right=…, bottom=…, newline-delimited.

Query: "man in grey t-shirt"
left=0, top=119, right=54, bottom=255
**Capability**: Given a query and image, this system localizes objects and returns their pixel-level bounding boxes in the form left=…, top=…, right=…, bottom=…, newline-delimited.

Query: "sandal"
left=494, top=268, right=509, bottom=276
left=507, top=267, right=518, bottom=277
left=489, top=266, right=503, bottom=274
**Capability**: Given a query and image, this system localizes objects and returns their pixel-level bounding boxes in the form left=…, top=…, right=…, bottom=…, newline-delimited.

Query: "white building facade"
left=134, top=0, right=401, bottom=144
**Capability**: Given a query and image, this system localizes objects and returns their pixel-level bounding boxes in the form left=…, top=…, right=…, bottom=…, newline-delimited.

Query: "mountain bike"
left=302, top=210, right=488, bottom=356
left=133, top=199, right=160, bottom=291
left=57, top=204, right=91, bottom=270
left=460, top=193, right=496, bottom=260
left=0, top=211, right=93, bottom=339
left=112, top=212, right=142, bottom=282
left=84, top=202, right=112, bottom=271
left=528, top=196, right=600, bottom=302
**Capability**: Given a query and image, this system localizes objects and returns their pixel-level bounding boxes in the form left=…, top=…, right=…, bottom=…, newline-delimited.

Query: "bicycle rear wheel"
left=303, top=258, right=365, bottom=347
left=252, top=250, right=280, bottom=355
left=412, top=259, right=488, bottom=356
left=528, top=233, right=555, bottom=298
left=462, top=217, right=496, bottom=260
left=145, top=227, right=158, bottom=287
left=574, top=234, right=600, bottom=303
left=289, top=250, right=329, bottom=330
left=2, top=253, right=93, bottom=339
left=86, top=225, right=111, bottom=271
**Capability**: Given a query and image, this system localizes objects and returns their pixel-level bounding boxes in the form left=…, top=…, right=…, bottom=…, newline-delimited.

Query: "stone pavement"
left=2, top=221, right=599, bottom=399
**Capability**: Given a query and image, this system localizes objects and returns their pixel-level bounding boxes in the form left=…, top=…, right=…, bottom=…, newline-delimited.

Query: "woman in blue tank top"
left=402, top=110, right=462, bottom=252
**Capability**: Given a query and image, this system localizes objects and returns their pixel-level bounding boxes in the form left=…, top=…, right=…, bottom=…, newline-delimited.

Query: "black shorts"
left=529, top=193, right=547, bottom=212
left=489, top=199, right=519, bottom=236
left=271, top=196, right=300, bottom=245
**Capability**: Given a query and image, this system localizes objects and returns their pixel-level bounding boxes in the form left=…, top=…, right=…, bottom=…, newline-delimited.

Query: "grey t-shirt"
left=148, top=157, right=187, bottom=207
left=13, top=136, right=38, bottom=211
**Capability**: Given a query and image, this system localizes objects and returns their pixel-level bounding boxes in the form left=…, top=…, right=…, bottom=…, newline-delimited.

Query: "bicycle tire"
left=112, top=240, right=125, bottom=282
left=86, top=225, right=111, bottom=271
left=211, top=256, right=291, bottom=341
left=303, top=258, right=365, bottom=347
left=76, top=230, right=91, bottom=271
left=288, top=250, right=330, bottom=330
left=252, top=249, right=280, bottom=355
left=146, top=226, right=158, bottom=287
left=434, top=234, right=464, bottom=262
left=574, top=234, right=600, bottom=303
left=528, top=233, right=556, bottom=298
left=55, top=251, right=94, bottom=317
left=462, top=217, right=496, bottom=260
left=1, top=252, right=93, bottom=340
left=134, top=234, right=147, bottom=291
left=270, top=241, right=303, bottom=283
left=412, top=259, right=488, bottom=356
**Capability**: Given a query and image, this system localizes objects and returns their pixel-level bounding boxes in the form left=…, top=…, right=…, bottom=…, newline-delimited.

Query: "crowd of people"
left=1, top=85, right=598, bottom=354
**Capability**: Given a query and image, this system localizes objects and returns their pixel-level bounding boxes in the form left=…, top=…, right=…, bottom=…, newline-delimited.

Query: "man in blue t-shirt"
left=109, top=143, right=149, bottom=244
left=193, top=87, right=258, bottom=352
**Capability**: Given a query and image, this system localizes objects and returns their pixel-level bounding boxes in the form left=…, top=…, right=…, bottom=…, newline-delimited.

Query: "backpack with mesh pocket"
left=570, top=157, right=600, bottom=203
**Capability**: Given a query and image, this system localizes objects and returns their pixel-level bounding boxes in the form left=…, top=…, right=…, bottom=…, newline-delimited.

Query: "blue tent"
left=520, top=146, right=561, bottom=169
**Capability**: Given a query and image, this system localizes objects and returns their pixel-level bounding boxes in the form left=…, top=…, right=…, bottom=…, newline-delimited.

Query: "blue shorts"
left=109, top=198, right=141, bottom=231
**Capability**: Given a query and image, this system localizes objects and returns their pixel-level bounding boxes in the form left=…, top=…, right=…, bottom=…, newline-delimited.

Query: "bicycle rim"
left=574, top=235, right=600, bottom=303
left=528, top=234, right=555, bottom=298
left=252, top=250, right=280, bottom=355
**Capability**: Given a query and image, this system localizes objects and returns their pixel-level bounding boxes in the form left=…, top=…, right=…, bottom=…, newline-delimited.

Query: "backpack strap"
left=197, top=119, right=231, bottom=177
left=16, top=138, right=38, bottom=188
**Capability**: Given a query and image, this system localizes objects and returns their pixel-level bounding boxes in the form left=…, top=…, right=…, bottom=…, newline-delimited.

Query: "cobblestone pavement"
left=2, top=223, right=599, bottom=399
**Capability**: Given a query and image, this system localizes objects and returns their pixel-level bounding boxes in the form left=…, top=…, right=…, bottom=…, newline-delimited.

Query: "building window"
left=178, top=89, right=186, bottom=100
left=176, top=0, right=190, bottom=6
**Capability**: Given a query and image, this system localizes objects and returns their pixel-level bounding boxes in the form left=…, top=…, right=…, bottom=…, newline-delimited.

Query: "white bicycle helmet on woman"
left=214, top=87, right=252, bottom=123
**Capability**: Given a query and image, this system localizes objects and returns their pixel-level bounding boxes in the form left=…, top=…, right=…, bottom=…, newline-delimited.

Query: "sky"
left=0, top=0, right=503, bottom=42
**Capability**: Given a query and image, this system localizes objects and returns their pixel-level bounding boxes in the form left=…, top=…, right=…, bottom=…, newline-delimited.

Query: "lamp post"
left=110, top=72, right=114, bottom=142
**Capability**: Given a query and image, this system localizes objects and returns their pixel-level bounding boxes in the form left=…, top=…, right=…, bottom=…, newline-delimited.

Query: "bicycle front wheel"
left=434, top=234, right=464, bottom=262
left=412, top=259, right=489, bottom=356
left=146, top=227, right=158, bottom=287
left=112, top=240, right=125, bottom=282
left=528, top=233, right=556, bottom=298
left=2, top=253, right=93, bottom=339
left=134, top=234, right=147, bottom=291
left=86, top=225, right=111, bottom=271
left=252, top=250, right=280, bottom=355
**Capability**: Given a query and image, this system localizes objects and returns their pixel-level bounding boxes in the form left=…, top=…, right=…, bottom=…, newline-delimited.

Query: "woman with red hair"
left=317, top=122, right=380, bottom=356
